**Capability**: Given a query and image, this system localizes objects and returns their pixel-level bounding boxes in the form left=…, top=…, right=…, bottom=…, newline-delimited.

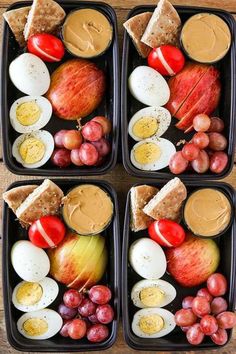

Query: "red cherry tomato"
left=28, top=215, right=66, bottom=248
left=27, top=33, right=65, bottom=62
left=148, top=219, right=186, bottom=247
left=148, top=45, right=185, bottom=76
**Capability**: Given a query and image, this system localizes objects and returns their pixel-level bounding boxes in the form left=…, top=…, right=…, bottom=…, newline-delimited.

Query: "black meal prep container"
left=121, top=5, right=236, bottom=180
left=2, top=179, right=120, bottom=352
left=0, top=0, right=120, bottom=176
left=122, top=180, right=236, bottom=351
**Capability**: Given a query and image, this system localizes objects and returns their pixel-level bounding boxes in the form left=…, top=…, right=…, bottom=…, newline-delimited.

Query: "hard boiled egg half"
left=10, top=96, right=52, bottom=133
left=130, top=138, right=176, bottom=171
left=12, top=130, right=54, bottom=168
left=128, top=107, right=171, bottom=141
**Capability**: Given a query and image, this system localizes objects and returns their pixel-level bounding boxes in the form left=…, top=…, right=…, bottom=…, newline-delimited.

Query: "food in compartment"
left=148, top=45, right=185, bottom=76
left=2, top=185, right=37, bottom=213
left=27, top=33, right=65, bottom=62
left=3, top=7, right=30, bottom=46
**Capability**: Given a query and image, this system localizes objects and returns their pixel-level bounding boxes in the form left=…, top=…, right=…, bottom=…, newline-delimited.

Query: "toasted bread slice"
left=24, top=0, right=66, bottom=40
left=3, top=185, right=38, bottom=213
left=141, top=0, right=181, bottom=48
left=3, top=7, right=30, bottom=46
left=143, top=177, right=187, bottom=221
left=130, top=185, right=158, bottom=232
left=123, top=12, right=152, bottom=58
left=16, top=179, right=64, bottom=225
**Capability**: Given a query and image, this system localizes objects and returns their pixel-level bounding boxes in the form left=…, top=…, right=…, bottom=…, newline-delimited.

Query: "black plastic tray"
left=122, top=180, right=236, bottom=351
left=1, top=0, right=120, bottom=176
left=2, top=179, right=120, bottom=352
left=121, top=5, right=236, bottom=180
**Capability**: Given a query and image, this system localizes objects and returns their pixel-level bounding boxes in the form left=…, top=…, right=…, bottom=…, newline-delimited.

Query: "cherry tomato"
left=148, top=219, right=185, bottom=247
left=182, top=143, right=200, bottom=161
left=28, top=215, right=66, bottom=248
left=27, top=33, right=65, bottom=62
left=207, top=273, right=227, bottom=297
left=210, top=152, right=228, bottom=174
left=148, top=45, right=185, bottom=76
left=169, top=151, right=189, bottom=174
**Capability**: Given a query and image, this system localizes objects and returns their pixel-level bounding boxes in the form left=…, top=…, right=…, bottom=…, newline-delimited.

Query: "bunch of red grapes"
left=175, top=273, right=236, bottom=346
left=169, top=114, right=228, bottom=174
left=58, top=285, right=114, bottom=343
left=51, top=116, right=111, bottom=168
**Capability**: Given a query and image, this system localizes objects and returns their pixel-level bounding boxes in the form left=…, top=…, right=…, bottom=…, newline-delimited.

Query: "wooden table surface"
left=0, top=0, right=235, bottom=353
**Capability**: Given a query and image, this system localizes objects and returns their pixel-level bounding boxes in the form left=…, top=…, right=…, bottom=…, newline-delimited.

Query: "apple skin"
left=166, top=234, right=220, bottom=287
left=46, top=59, right=106, bottom=120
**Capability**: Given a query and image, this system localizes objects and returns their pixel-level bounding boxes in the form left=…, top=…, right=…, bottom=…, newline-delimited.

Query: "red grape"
left=89, top=285, right=112, bottom=305
left=95, top=156, right=105, bottom=166
left=182, top=296, right=194, bottom=309
left=208, top=133, right=227, bottom=151
left=92, top=116, right=112, bottom=135
left=81, top=121, right=103, bottom=141
left=191, top=150, right=209, bottom=173
left=211, top=328, right=228, bottom=345
left=78, top=298, right=96, bottom=317
left=208, top=117, right=224, bottom=133
left=182, top=143, right=200, bottom=161
left=87, top=324, right=109, bottom=343
left=96, top=304, right=114, bottom=324
left=192, top=297, right=211, bottom=318
left=216, top=311, right=236, bottom=329
left=181, top=326, right=191, bottom=332
left=60, top=320, right=73, bottom=337
left=88, top=314, right=100, bottom=324
left=193, top=114, right=211, bottom=132
left=91, top=138, right=111, bottom=157
left=71, top=149, right=84, bottom=166
left=68, top=318, right=87, bottom=340
left=192, top=132, right=209, bottom=149
left=63, top=289, right=83, bottom=309
left=54, top=130, right=67, bottom=148
left=51, top=148, right=71, bottom=167
left=79, top=143, right=99, bottom=166
left=210, top=152, right=228, bottom=174
left=175, top=309, right=197, bottom=327
left=211, top=297, right=228, bottom=315
left=58, top=303, right=77, bottom=320
left=207, top=273, right=227, bottom=297
left=63, top=130, right=83, bottom=150
left=186, top=324, right=205, bottom=345
left=200, top=315, right=218, bottom=335
left=197, top=288, right=213, bottom=302
left=169, top=151, right=188, bottom=174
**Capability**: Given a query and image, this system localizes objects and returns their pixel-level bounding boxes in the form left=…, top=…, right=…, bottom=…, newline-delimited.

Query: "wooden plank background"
left=0, top=0, right=235, bottom=353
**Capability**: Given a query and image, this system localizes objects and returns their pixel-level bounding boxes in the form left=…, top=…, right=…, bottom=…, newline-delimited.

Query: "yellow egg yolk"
left=140, top=287, right=165, bottom=307
left=16, top=101, right=41, bottom=126
left=139, top=314, right=164, bottom=335
left=16, top=282, right=43, bottom=306
left=23, top=318, right=48, bottom=336
left=132, top=117, right=159, bottom=139
left=19, top=138, right=45, bottom=164
left=134, top=142, right=161, bottom=164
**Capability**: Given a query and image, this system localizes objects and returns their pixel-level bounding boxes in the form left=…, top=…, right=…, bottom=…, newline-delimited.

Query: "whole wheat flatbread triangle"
left=24, top=0, right=66, bottom=40
left=3, top=185, right=37, bottom=213
left=3, top=7, right=30, bottom=47
left=141, top=0, right=181, bottom=48
left=124, top=12, right=152, bottom=58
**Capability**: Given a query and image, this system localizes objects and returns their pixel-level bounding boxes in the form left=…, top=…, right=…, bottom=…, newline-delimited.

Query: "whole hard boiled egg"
left=12, top=277, right=59, bottom=312
left=128, top=107, right=171, bottom=141
left=9, top=53, right=50, bottom=95
left=11, top=241, right=50, bottom=282
left=128, top=66, right=170, bottom=106
left=12, top=130, right=54, bottom=168
left=131, top=279, right=176, bottom=308
left=17, top=309, right=63, bottom=340
left=10, top=96, right=52, bottom=133
left=129, top=238, right=166, bottom=279
left=132, top=308, right=176, bottom=338
left=130, top=138, right=176, bottom=171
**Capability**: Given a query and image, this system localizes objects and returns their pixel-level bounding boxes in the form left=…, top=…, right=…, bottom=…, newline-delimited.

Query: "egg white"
left=130, top=138, right=176, bottom=171
left=12, top=277, right=59, bottom=312
left=17, top=309, right=63, bottom=340
left=10, top=96, right=52, bottom=133
left=132, top=308, right=176, bottom=338
left=131, top=279, right=176, bottom=308
left=12, top=130, right=54, bottom=168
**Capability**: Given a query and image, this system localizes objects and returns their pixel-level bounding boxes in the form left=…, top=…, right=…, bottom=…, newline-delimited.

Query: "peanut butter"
left=62, top=9, right=113, bottom=58
left=181, top=13, right=231, bottom=63
left=62, top=184, right=113, bottom=235
left=184, top=188, right=231, bottom=237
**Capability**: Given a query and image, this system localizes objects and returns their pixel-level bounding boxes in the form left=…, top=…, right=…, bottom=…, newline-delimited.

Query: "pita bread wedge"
left=3, top=185, right=37, bottom=213
left=141, top=0, right=181, bottom=48
left=24, top=0, right=66, bottom=40
left=124, top=12, right=152, bottom=58
left=3, top=7, right=30, bottom=47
